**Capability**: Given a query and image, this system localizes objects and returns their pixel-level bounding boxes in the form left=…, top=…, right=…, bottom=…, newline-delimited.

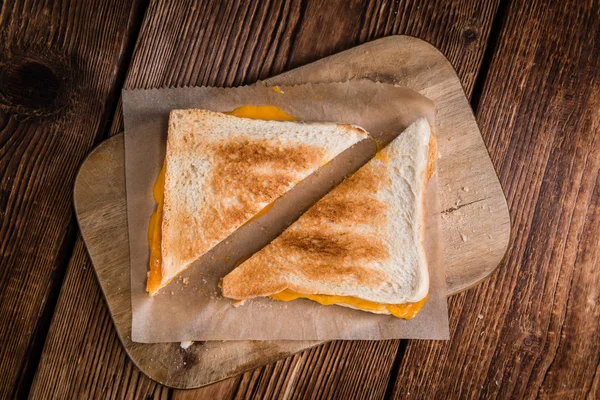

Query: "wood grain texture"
left=0, top=0, right=141, bottom=398
left=390, top=0, right=600, bottom=398
left=178, top=340, right=400, bottom=400
left=29, top=240, right=170, bottom=400
left=31, top=0, right=500, bottom=397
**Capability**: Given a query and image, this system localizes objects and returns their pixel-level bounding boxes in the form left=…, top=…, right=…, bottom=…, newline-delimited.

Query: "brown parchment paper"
left=122, top=81, right=449, bottom=342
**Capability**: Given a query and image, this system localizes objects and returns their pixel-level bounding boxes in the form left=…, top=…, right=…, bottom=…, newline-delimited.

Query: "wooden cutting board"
left=74, top=36, right=510, bottom=388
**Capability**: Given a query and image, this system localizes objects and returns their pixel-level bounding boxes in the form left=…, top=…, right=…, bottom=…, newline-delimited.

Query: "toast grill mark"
left=306, top=195, right=388, bottom=226
left=234, top=159, right=392, bottom=289
left=279, top=230, right=387, bottom=260
left=275, top=230, right=388, bottom=286
left=202, top=138, right=326, bottom=242
left=304, top=162, right=390, bottom=226
left=275, top=161, right=391, bottom=286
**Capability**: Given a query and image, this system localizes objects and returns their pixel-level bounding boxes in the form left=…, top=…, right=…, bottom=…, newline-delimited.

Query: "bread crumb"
left=232, top=299, right=245, bottom=308
left=180, top=341, right=193, bottom=349
left=463, top=187, right=469, bottom=192
left=460, top=233, right=468, bottom=242
left=478, top=314, right=484, bottom=320
left=182, top=277, right=190, bottom=286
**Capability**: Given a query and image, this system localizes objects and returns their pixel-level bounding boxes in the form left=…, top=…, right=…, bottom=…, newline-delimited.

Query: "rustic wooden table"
left=1, top=0, right=598, bottom=398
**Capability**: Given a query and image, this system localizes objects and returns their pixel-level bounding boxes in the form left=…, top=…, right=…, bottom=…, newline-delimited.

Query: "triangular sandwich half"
left=147, top=109, right=368, bottom=295
left=221, top=118, right=435, bottom=318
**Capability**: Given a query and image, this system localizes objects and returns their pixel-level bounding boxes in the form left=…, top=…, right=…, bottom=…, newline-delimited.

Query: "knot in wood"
left=0, top=50, right=72, bottom=117
left=462, top=28, right=478, bottom=44
left=1, top=61, right=59, bottom=107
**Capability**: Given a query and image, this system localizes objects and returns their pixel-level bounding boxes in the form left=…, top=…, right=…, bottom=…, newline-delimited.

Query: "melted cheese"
left=147, top=104, right=296, bottom=294
left=375, top=151, right=390, bottom=163
left=243, top=202, right=275, bottom=226
left=270, top=290, right=427, bottom=320
left=147, top=163, right=165, bottom=293
left=225, top=105, right=295, bottom=121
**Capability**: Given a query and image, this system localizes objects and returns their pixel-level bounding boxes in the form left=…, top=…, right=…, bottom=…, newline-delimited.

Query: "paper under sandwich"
left=147, top=107, right=368, bottom=295
left=222, top=118, right=435, bottom=319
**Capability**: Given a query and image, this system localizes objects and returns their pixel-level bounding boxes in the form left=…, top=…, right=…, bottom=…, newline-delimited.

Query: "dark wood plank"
left=390, top=0, right=600, bottom=398
left=29, top=240, right=170, bottom=399
left=0, top=0, right=142, bottom=397
left=32, top=0, right=499, bottom=397
left=176, top=341, right=399, bottom=400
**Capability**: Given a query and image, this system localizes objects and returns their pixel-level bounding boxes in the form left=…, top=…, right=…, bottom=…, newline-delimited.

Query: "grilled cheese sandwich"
left=222, top=118, right=435, bottom=318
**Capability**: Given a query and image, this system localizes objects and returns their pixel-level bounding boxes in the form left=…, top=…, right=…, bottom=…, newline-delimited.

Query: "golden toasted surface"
left=280, top=229, right=387, bottom=265
left=205, top=138, right=324, bottom=245
left=222, top=161, right=392, bottom=299
left=169, top=137, right=327, bottom=264
left=303, top=162, right=390, bottom=226
left=222, top=119, right=435, bottom=306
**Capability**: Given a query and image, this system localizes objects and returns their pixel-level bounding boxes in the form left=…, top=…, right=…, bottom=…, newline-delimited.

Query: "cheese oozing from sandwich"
left=270, top=290, right=428, bottom=319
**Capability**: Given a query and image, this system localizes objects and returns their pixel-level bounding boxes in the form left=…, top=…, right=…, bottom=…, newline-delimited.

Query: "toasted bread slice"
left=152, top=109, right=368, bottom=295
left=221, top=118, right=435, bottom=317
